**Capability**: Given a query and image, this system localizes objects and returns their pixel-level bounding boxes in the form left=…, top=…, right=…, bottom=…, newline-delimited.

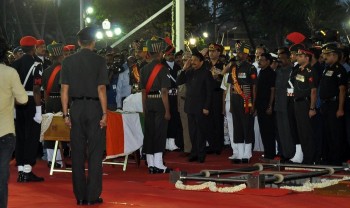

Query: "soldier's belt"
left=147, top=94, right=162, bottom=99
left=71, top=96, right=99, bottom=101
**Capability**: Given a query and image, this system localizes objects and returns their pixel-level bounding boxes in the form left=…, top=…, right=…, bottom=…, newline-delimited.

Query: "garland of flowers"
left=280, top=176, right=350, bottom=192
left=175, top=180, right=247, bottom=193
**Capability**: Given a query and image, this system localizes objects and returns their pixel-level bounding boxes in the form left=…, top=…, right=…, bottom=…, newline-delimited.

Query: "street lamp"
left=96, top=31, right=104, bottom=40
left=102, top=19, right=111, bottom=30
left=86, top=6, right=94, bottom=15
left=106, top=30, right=113, bottom=38
left=189, top=37, right=196, bottom=45
left=114, top=28, right=122, bottom=36
left=203, top=32, right=209, bottom=38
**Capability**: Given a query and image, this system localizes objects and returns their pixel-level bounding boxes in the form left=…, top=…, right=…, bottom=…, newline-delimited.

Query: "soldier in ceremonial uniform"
left=293, top=49, right=318, bottom=164
left=227, top=42, right=257, bottom=163
left=12, top=36, right=44, bottom=182
left=176, top=49, right=214, bottom=163
left=162, top=43, right=182, bottom=151
left=60, top=27, right=108, bottom=205
left=140, top=37, right=172, bottom=173
left=131, top=40, right=149, bottom=92
left=207, top=43, right=225, bottom=154
left=319, top=43, right=347, bottom=165
left=42, top=42, right=65, bottom=168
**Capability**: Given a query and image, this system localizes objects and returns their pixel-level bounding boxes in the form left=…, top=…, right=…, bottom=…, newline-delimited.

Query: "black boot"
left=18, top=172, right=44, bottom=182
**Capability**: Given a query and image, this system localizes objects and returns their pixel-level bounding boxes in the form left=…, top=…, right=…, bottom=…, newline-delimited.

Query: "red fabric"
left=106, top=111, right=124, bottom=156
left=36, top=39, right=45, bottom=46
left=286, top=32, right=306, bottom=44
left=20, top=36, right=37, bottom=47
left=34, top=78, right=42, bottom=85
left=145, top=63, right=163, bottom=94
left=46, top=65, right=61, bottom=96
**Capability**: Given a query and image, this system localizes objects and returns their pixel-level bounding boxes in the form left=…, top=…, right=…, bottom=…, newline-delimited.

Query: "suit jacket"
left=176, top=64, right=213, bottom=114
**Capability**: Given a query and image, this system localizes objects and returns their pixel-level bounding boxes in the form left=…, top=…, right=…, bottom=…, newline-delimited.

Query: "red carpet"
left=8, top=149, right=350, bottom=208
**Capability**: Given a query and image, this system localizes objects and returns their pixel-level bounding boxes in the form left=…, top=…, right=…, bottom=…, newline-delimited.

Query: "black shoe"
left=86, top=197, right=103, bottom=205
left=48, top=161, right=62, bottom=168
left=154, top=167, right=173, bottom=173
left=148, top=166, right=156, bottom=174
left=188, top=156, right=198, bottom=162
left=18, top=172, right=44, bottom=182
left=242, top=158, right=250, bottom=164
left=17, top=171, right=24, bottom=182
left=76, top=199, right=87, bottom=205
left=231, top=159, right=242, bottom=164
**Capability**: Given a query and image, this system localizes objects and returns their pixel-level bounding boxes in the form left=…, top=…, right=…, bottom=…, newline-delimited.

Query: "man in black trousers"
left=60, top=27, right=109, bottom=205
left=176, top=49, right=213, bottom=163
left=256, top=53, right=276, bottom=159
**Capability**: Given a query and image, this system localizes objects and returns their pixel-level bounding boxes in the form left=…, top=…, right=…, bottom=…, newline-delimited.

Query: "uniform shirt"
left=162, top=60, right=181, bottom=89
left=293, top=64, right=318, bottom=98
left=227, top=61, right=257, bottom=86
left=207, top=60, right=224, bottom=89
left=176, top=64, right=214, bottom=114
left=35, top=55, right=52, bottom=71
left=256, top=66, right=276, bottom=109
left=42, top=62, right=62, bottom=113
left=319, top=62, right=347, bottom=99
left=116, top=62, right=131, bottom=108
left=0, top=64, right=28, bottom=137
left=274, top=65, right=292, bottom=112
left=60, top=48, right=109, bottom=98
left=139, top=60, right=170, bottom=92
left=12, top=54, right=43, bottom=91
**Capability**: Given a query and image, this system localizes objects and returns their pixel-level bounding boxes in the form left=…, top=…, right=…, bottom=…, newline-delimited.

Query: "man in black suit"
left=176, top=50, right=214, bottom=163
left=60, top=27, right=109, bottom=205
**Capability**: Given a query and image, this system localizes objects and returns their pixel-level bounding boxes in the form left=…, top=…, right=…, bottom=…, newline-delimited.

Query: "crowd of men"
left=1, top=28, right=350, bottom=206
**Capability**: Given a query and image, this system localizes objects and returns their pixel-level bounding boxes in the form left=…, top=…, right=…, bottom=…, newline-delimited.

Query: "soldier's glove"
left=33, top=106, right=42, bottom=124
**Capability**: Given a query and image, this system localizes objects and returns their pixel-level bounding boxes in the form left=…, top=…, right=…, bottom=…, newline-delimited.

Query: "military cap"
left=47, top=42, right=64, bottom=57
left=20, top=36, right=37, bottom=47
left=289, top=44, right=305, bottom=53
left=296, top=49, right=314, bottom=56
left=235, top=41, right=250, bottom=54
left=77, top=26, right=97, bottom=41
left=13, top=46, right=23, bottom=54
left=321, top=42, right=339, bottom=54
left=146, top=37, right=166, bottom=53
left=36, top=39, right=45, bottom=46
left=164, top=45, right=175, bottom=55
left=208, top=43, right=224, bottom=53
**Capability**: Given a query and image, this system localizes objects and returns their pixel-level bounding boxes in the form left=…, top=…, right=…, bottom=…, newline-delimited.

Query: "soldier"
left=319, top=43, right=347, bottom=165
left=207, top=43, right=225, bottom=154
left=35, top=39, right=52, bottom=70
left=227, top=42, right=257, bottom=163
left=139, top=37, right=172, bottom=173
left=256, top=53, right=276, bottom=160
left=293, top=49, right=318, bottom=164
left=60, top=27, right=109, bottom=205
left=42, top=42, right=65, bottom=168
left=176, top=49, right=214, bottom=163
left=12, top=36, right=44, bottom=182
left=131, top=39, right=149, bottom=93
left=162, top=44, right=182, bottom=151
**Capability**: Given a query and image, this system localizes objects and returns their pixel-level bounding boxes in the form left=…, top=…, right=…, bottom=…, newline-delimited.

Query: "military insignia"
left=306, top=68, right=311, bottom=73
left=250, top=74, right=256, bottom=79
left=308, top=77, right=313, bottom=83
left=287, top=88, right=294, bottom=93
left=325, top=70, right=334, bottom=77
left=296, top=74, right=305, bottom=82
left=238, top=73, right=246, bottom=78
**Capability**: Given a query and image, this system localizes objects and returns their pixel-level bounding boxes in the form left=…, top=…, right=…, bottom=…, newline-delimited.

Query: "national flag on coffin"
left=106, top=111, right=144, bottom=159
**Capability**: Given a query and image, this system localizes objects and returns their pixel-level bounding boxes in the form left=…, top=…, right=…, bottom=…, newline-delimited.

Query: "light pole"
left=97, top=19, right=122, bottom=48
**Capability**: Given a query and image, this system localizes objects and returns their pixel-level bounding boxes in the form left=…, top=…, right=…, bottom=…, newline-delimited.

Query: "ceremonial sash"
left=132, top=64, right=140, bottom=83
left=231, top=66, right=252, bottom=113
left=46, top=65, right=61, bottom=96
left=145, top=63, right=163, bottom=94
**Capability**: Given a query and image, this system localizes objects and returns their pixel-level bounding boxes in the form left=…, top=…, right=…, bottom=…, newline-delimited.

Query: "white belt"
left=26, top=91, right=34, bottom=96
